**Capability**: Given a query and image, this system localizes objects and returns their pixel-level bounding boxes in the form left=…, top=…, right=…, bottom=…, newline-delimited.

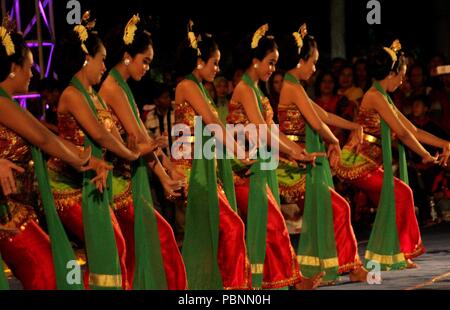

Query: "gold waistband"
left=363, top=133, right=381, bottom=145
left=286, top=135, right=305, bottom=143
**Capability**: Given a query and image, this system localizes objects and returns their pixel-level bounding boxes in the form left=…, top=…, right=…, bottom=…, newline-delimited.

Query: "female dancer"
left=227, top=24, right=323, bottom=289
left=0, top=24, right=109, bottom=289
left=47, top=16, right=155, bottom=289
left=336, top=40, right=450, bottom=269
left=100, top=15, right=186, bottom=290
left=169, top=22, right=251, bottom=290
left=276, top=24, right=367, bottom=282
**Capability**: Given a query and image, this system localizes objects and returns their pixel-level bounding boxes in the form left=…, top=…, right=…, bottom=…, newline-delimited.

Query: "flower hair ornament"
left=0, top=17, right=15, bottom=56
left=123, top=14, right=140, bottom=45
left=383, top=39, right=402, bottom=68
left=251, top=23, right=269, bottom=49
left=187, top=20, right=201, bottom=56
left=73, top=11, right=95, bottom=54
left=292, top=23, right=308, bottom=54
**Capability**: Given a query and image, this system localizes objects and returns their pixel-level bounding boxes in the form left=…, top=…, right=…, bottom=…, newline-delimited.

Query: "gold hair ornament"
left=187, top=20, right=201, bottom=56
left=383, top=39, right=402, bottom=68
left=292, top=23, right=307, bottom=54
left=123, top=14, right=140, bottom=45
left=251, top=24, right=269, bottom=49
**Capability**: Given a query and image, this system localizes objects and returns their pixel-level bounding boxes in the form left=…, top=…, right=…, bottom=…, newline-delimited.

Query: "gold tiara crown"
left=0, top=16, right=15, bottom=56
left=383, top=39, right=402, bottom=67
left=251, top=24, right=269, bottom=49
left=292, top=23, right=308, bottom=54
left=123, top=14, right=140, bottom=45
left=73, top=11, right=94, bottom=54
left=187, top=20, right=201, bottom=56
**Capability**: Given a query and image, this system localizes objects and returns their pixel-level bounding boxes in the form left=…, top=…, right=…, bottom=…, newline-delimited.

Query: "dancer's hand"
left=349, top=125, right=364, bottom=154
left=155, top=134, right=169, bottom=149
left=327, top=143, right=341, bottom=169
left=126, top=135, right=142, bottom=160
left=137, top=141, right=159, bottom=156
left=82, top=157, right=113, bottom=193
left=437, top=143, right=450, bottom=167
left=290, top=146, right=326, bottom=167
left=168, top=165, right=187, bottom=184
left=0, top=159, right=24, bottom=196
left=77, top=145, right=91, bottom=168
left=161, top=174, right=184, bottom=201
left=422, top=152, right=439, bottom=165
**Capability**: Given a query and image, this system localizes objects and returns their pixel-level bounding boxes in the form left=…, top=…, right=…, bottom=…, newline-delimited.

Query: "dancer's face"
left=388, top=65, right=407, bottom=92
left=85, top=44, right=106, bottom=85
left=198, top=49, right=221, bottom=82
left=128, top=45, right=153, bottom=81
left=10, top=50, right=34, bottom=93
left=254, top=49, right=279, bottom=82
left=299, top=48, right=318, bottom=81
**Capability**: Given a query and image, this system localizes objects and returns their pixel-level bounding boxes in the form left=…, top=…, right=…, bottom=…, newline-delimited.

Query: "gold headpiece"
left=187, top=20, right=201, bottom=56
left=292, top=23, right=307, bottom=54
left=251, top=24, right=269, bottom=49
left=0, top=17, right=15, bottom=56
left=123, top=14, right=140, bottom=45
left=383, top=39, right=402, bottom=68
left=73, top=11, right=94, bottom=54
left=82, top=11, right=96, bottom=30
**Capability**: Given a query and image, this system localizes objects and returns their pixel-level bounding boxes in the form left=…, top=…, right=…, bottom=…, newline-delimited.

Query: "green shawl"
left=365, top=81, right=408, bottom=270
left=70, top=78, right=122, bottom=289
left=283, top=73, right=339, bottom=281
left=109, top=68, right=167, bottom=289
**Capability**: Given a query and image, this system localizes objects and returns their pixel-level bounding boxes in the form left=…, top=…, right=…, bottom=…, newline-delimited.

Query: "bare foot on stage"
left=406, top=259, right=418, bottom=269
left=349, top=266, right=368, bottom=282
left=294, top=271, right=325, bottom=290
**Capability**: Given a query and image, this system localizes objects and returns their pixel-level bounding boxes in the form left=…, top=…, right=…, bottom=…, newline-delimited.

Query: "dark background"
left=4, top=0, right=449, bottom=100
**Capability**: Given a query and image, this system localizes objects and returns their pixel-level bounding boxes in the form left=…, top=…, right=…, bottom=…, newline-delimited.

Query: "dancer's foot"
left=349, top=266, right=368, bottom=282
left=406, top=259, right=418, bottom=269
left=294, top=272, right=325, bottom=290
left=319, top=279, right=337, bottom=287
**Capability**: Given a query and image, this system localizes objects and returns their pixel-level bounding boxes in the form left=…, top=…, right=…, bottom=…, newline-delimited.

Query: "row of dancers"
left=0, top=13, right=449, bottom=289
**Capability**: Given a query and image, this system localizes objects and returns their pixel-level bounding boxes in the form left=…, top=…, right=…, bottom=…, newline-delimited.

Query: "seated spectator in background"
left=267, top=70, right=284, bottom=124
left=406, top=95, right=448, bottom=226
left=330, top=57, right=346, bottom=80
left=354, top=58, right=372, bottom=92
left=37, top=77, right=61, bottom=133
left=432, top=167, right=450, bottom=223
left=407, top=63, right=449, bottom=128
left=214, top=76, right=230, bottom=124
left=229, top=68, right=244, bottom=94
left=203, top=80, right=217, bottom=103
left=337, top=64, right=364, bottom=105
left=314, top=71, right=354, bottom=145
left=427, top=54, right=446, bottom=89
left=144, top=83, right=174, bottom=155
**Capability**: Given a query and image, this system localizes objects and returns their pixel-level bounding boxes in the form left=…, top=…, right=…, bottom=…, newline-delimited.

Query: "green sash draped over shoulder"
left=70, top=78, right=122, bottom=289
left=241, top=73, right=281, bottom=287
left=109, top=69, right=167, bottom=289
left=0, top=87, right=83, bottom=289
left=365, top=82, right=408, bottom=270
left=283, top=73, right=339, bottom=281
left=181, top=73, right=223, bottom=289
